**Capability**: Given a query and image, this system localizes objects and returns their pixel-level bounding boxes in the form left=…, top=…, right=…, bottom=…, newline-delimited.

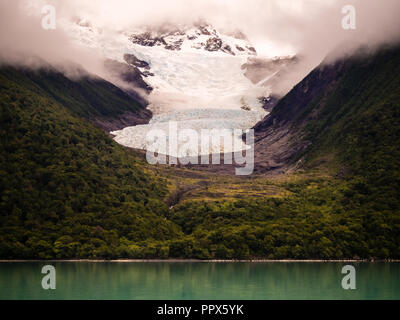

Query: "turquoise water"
left=0, top=262, right=399, bottom=300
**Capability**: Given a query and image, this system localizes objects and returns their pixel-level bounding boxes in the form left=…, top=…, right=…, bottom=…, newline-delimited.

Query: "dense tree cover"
left=167, top=177, right=400, bottom=260
left=159, top=45, right=400, bottom=260
left=1, top=45, right=400, bottom=260
left=0, top=65, right=145, bottom=119
left=297, top=46, right=400, bottom=259
left=0, top=66, right=181, bottom=259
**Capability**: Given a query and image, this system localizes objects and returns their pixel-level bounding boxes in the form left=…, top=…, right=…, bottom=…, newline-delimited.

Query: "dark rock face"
left=242, top=56, right=299, bottom=86
left=128, top=23, right=256, bottom=56
left=165, top=39, right=184, bottom=51
left=123, top=53, right=150, bottom=69
left=198, top=25, right=214, bottom=36
left=104, top=59, right=152, bottom=92
left=251, top=58, right=349, bottom=174
left=222, top=44, right=235, bottom=56
left=247, top=47, right=257, bottom=54
left=254, top=59, right=346, bottom=133
left=259, top=96, right=279, bottom=113
left=92, top=109, right=152, bottom=132
left=130, top=32, right=167, bottom=47
left=104, top=59, right=152, bottom=107
left=129, top=30, right=182, bottom=51
left=141, top=70, right=155, bottom=77
left=205, top=37, right=223, bottom=52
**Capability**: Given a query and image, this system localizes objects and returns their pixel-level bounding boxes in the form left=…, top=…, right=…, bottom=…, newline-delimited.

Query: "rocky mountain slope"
left=0, top=65, right=182, bottom=259
left=0, top=64, right=152, bottom=132
left=128, top=22, right=257, bottom=56
left=1, top=44, right=400, bottom=260
left=253, top=45, right=400, bottom=178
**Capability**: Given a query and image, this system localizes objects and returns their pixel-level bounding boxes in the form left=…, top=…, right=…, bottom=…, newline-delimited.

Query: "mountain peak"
left=128, top=22, right=257, bottom=56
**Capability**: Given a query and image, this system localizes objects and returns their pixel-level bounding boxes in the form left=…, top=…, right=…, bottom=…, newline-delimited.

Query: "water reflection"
left=0, top=262, right=399, bottom=300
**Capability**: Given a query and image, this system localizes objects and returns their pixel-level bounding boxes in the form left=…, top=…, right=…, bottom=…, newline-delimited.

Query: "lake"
left=0, top=262, right=399, bottom=300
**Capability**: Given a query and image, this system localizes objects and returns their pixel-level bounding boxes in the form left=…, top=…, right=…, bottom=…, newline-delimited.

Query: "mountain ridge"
left=1, top=44, right=399, bottom=260
left=252, top=44, right=400, bottom=174
left=0, top=64, right=152, bottom=131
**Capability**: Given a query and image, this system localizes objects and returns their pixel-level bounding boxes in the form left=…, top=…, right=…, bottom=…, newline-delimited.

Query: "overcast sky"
left=1, top=0, right=400, bottom=73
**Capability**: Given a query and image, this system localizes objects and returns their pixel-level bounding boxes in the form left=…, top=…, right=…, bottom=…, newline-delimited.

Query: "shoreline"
left=1, top=259, right=399, bottom=263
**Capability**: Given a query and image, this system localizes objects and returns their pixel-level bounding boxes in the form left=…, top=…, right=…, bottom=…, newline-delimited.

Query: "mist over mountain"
left=2, top=43, right=400, bottom=259
left=1, top=0, right=400, bottom=261
left=2, top=0, right=400, bottom=77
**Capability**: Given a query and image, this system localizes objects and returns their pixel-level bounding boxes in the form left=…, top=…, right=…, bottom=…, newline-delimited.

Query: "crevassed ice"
left=63, top=23, right=269, bottom=156
left=109, top=46, right=269, bottom=157
left=111, top=109, right=266, bottom=157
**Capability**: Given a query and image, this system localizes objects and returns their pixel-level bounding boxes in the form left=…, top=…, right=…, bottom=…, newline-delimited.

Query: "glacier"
left=63, top=21, right=269, bottom=156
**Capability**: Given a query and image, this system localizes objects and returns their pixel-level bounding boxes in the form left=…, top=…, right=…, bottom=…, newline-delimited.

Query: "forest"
left=0, top=46, right=399, bottom=260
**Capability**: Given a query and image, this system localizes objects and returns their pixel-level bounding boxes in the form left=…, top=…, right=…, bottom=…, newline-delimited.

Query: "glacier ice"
left=63, top=21, right=269, bottom=156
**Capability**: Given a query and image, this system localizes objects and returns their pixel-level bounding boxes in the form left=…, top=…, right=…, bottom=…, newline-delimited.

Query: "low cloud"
left=0, top=0, right=107, bottom=77
left=1, top=0, right=399, bottom=89
left=40, top=0, right=400, bottom=59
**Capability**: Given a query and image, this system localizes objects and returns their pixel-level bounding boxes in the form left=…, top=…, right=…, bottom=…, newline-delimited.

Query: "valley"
left=65, top=20, right=300, bottom=156
left=0, top=24, right=399, bottom=260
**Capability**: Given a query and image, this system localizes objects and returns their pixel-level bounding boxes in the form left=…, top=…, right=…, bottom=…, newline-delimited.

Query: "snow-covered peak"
left=128, top=22, right=257, bottom=56
left=60, top=18, right=275, bottom=156
left=62, top=18, right=266, bottom=111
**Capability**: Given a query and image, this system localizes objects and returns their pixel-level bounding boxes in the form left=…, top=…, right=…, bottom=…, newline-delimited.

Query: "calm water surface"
left=0, top=262, right=399, bottom=300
